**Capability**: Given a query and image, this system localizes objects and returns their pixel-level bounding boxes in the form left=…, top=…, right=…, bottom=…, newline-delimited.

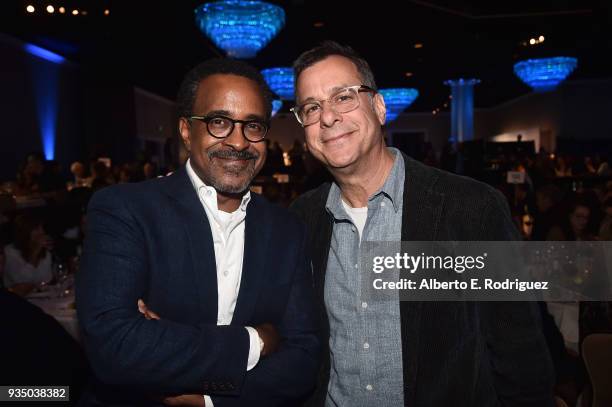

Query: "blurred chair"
left=582, top=334, right=612, bottom=407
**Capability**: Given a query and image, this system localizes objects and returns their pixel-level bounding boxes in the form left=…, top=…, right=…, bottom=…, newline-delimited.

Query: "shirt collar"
left=378, top=147, right=404, bottom=213
left=325, top=147, right=404, bottom=216
left=185, top=158, right=251, bottom=213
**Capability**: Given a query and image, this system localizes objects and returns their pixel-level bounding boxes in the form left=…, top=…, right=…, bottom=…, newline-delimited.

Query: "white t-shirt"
left=341, top=199, right=368, bottom=240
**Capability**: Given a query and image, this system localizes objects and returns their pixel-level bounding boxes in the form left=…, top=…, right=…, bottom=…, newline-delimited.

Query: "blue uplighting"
left=195, top=1, right=285, bottom=59
left=272, top=99, right=283, bottom=116
left=514, top=57, right=578, bottom=92
left=24, top=43, right=65, bottom=64
left=379, top=88, right=419, bottom=121
left=261, top=67, right=294, bottom=100
left=27, top=57, right=61, bottom=160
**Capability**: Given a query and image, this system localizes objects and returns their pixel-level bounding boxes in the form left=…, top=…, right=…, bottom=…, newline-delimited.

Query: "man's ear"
left=178, top=118, right=192, bottom=152
left=373, top=93, right=386, bottom=126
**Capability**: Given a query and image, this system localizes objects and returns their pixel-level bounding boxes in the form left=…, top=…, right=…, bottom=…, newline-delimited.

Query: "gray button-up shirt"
left=324, top=148, right=405, bottom=407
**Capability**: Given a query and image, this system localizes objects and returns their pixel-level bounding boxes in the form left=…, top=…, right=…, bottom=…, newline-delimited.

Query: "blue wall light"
left=379, top=88, right=419, bottom=121
left=25, top=43, right=64, bottom=160
left=261, top=67, right=294, bottom=100
left=195, top=1, right=285, bottom=59
left=514, top=57, right=578, bottom=92
left=24, top=43, right=65, bottom=64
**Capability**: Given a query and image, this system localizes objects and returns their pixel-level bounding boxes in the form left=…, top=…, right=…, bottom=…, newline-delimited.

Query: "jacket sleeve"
left=76, top=187, right=250, bottom=395
left=479, top=188, right=555, bottom=407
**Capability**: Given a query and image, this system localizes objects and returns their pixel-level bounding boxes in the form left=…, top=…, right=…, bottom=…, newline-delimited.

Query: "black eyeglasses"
left=188, top=114, right=269, bottom=142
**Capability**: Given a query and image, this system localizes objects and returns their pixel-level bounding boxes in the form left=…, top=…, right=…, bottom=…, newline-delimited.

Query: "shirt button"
left=361, top=302, right=368, bottom=309
left=363, top=342, right=370, bottom=350
left=223, top=270, right=229, bottom=277
left=366, top=384, right=373, bottom=391
left=380, top=202, right=386, bottom=207
left=351, top=227, right=356, bottom=233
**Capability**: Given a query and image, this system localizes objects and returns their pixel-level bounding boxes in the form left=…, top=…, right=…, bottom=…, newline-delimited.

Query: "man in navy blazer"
left=76, top=59, right=320, bottom=406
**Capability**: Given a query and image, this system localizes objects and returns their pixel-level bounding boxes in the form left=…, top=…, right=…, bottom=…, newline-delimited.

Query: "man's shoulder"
left=88, top=176, right=170, bottom=210
left=251, top=193, right=305, bottom=234
left=438, top=168, right=501, bottom=202
left=405, top=156, right=503, bottom=207
left=289, top=183, right=332, bottom=221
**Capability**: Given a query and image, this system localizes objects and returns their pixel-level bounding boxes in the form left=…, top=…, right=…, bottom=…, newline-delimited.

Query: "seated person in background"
left=3, top=213, right=54, bottom=296
left=533, top=184, right=562, bottom=240
left=69, top=161, right=90, bottom=189
left=142, top=161, right=158, bottom=180
left=547, top=197, right=598, bottom=241
left=598, top=197, right=612, bottom=240
left=89, top=160, right=114, bottom=192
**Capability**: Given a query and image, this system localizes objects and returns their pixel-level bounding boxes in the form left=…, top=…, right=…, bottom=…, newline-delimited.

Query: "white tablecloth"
left=26, top=280, right=80, bottom=342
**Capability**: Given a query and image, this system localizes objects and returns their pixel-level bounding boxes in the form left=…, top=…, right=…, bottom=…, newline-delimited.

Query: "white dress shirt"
left=186, top=160, right=261, bottom=406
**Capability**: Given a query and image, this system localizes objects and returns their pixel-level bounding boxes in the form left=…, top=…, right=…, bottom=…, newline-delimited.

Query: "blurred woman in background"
left=3, top=213, right=53, bottom=295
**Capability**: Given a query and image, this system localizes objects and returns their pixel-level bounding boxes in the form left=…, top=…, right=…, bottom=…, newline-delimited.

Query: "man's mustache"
left=208, top=149, right=259, bottom=160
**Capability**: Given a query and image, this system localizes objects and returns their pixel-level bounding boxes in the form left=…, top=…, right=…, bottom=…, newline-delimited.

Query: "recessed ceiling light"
left=59, top=7, right=65, bottom=13
left=72, top=9, right=78, bottom=15
left=46, top=5, right=55, bottom=13
left=414, top=43, right=423, bottom=49
left=405, top=72, right=413, bottom=77
left=104, top=9, right=110, bottom=16
left=313, top=21, right=323, bottom=28
left=26, top=5, right=35, bottom=13
left=529, top=38, right=536, bottom=45
left=539, top=35, right=545, bottom=42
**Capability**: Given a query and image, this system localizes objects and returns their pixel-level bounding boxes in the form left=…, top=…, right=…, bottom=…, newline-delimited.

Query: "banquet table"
left=25, top=276, right=80, bottom=341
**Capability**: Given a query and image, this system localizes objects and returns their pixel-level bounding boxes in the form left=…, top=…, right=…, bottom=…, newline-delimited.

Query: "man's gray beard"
left=205, top=149, right=260, bottom=194
left=204, top=162, right=256, bottom=194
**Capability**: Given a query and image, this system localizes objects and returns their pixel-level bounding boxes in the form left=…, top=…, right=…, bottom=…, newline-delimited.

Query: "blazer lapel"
left=231, top=195, right=270, bottom=325
left=400, top=153, right=445, bottom=405
left=162, top=167, right=218, bottom=322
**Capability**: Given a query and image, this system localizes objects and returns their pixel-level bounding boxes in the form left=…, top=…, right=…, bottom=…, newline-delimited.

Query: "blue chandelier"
left=379, top=88, right=419, bottom=121
left=195, top=1, right=285, bottom=59
left=272, top=99, right=283, bottom=116
left=514, top=57, right=578, bottom=92
left=261, top=67, right=294, bottom=100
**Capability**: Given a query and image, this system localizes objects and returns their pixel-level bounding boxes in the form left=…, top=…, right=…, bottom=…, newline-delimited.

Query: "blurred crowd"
left=1, top=142, right=611, bottom=406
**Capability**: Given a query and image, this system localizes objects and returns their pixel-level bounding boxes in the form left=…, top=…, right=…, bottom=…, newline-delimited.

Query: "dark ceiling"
left=3, top=0, right=611, bottom=112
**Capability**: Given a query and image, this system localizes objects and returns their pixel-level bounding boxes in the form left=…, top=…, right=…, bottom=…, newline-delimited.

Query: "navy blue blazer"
left=76, top=166, right=320, bottom=406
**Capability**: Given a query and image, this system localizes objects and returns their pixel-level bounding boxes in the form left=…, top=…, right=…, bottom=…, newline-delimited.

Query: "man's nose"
left=222, top=124, right=249, bottom=150
left=319, top=103, right=342, bottom=128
